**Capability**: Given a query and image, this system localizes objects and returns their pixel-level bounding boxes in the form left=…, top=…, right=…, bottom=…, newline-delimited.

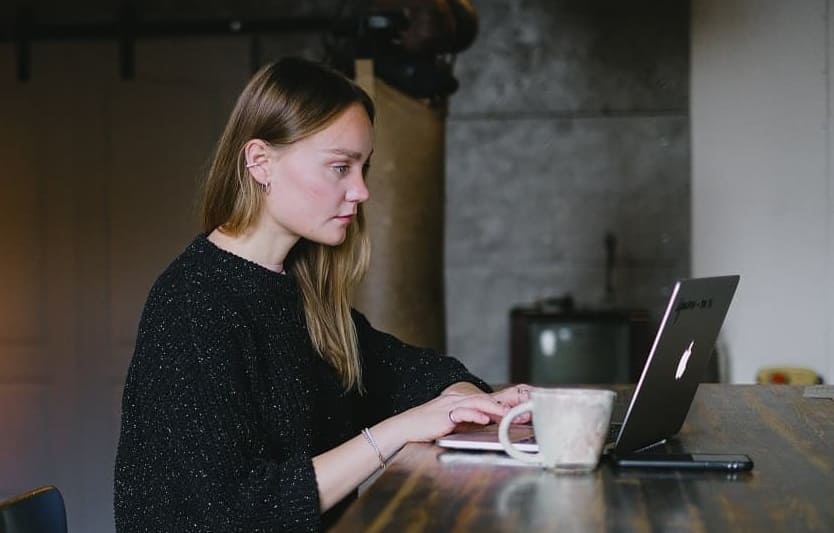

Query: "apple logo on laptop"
left=675, top=341, right=695, bottom=380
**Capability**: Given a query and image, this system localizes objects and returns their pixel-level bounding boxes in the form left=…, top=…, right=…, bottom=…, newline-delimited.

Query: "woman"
left=114, top=57, right=528, bottom=532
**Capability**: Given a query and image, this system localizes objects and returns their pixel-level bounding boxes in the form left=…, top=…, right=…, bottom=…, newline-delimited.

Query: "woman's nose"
left=347, top=174, right=370, bottom=203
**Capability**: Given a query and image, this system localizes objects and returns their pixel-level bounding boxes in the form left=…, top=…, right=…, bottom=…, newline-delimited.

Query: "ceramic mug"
left=498, top=387, right=615, bottom=472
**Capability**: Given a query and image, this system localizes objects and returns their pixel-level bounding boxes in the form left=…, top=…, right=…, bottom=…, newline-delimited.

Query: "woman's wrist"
left=367, top=417, right=408, bottom=461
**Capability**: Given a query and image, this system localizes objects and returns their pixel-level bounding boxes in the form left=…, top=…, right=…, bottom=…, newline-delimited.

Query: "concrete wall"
left=446, top=1, right=691, bottom=383
left=691, top=0, right=833, bottom=383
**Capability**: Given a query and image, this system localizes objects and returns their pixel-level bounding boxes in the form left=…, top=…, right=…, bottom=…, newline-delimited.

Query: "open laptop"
left=436, top=275, right=740, bottom=457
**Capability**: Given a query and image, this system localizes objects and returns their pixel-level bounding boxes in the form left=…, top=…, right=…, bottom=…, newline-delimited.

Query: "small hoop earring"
left=245, top=162, right=259, bottom=169
left=262, top=181, right=272, bottom=196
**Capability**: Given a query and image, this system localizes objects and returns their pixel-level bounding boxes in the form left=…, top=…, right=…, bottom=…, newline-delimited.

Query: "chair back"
left=0, top=485, right=67, bottom=533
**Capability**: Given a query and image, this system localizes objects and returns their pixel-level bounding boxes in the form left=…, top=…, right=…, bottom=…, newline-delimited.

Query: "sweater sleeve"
left=352, top=310, right=492, bottom=423
left=115, top=300, right=321, bottom=532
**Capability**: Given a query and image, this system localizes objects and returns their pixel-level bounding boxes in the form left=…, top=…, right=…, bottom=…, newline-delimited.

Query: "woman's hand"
left=442, top=382, right=533, bottom=425
left=488, top=384, right=533, bottom=425
left=388, top=391, right=509, bottom=443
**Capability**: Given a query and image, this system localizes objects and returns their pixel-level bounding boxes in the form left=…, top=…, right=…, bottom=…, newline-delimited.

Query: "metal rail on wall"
left=0, top=5, right=338, bottom=81
left=1, top=2, right=474, bottom=101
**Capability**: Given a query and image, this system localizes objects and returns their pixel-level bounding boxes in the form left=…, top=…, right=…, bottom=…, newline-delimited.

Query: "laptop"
left=436, top=275, right=740, bottom=457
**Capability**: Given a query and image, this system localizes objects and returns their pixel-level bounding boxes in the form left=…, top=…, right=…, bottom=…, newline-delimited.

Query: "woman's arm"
left=116, top=311, right=326, bottom=531
left=442, top=381, right=486, bottom=395
left=313, top=391, right=508, bottom=511
left=352, top=310, right=492, bottom=420
left=310, top=311, right=530, bottom=510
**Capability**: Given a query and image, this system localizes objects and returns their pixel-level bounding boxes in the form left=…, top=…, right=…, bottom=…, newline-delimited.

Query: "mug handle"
left=498, top=400, right=541, bottom=464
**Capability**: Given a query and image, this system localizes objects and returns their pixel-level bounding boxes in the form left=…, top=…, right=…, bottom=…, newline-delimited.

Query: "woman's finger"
left=491, top=384, right=532, bottom=406
left=454, top=395, right=509, bottom=418
left=443, top=394, right=508, bottom=428
left=447, top=406, right=492, bottom=426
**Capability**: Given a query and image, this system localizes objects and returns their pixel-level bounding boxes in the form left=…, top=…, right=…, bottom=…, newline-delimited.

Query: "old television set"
left=509, top=300, right=653, bottom=385
left=509, top=299, right=721, bottom=385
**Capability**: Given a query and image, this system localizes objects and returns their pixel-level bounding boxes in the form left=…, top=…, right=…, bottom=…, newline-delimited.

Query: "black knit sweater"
left=113, top=235, right=490, bottom=532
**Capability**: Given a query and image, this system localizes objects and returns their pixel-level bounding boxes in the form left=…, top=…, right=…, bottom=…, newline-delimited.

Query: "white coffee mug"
left=498, top=388, right=615, bottom=471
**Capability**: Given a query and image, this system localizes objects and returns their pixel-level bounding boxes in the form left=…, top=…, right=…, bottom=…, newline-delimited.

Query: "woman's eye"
left=333, top=165, right=350, bottom=175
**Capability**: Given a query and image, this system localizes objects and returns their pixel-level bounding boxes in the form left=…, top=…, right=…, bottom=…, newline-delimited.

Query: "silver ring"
left=448, top=409, right=457, bottom=424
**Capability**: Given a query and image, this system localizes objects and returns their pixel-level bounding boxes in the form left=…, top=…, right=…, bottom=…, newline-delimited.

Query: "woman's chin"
left=312, top=231, right=347, bottom=247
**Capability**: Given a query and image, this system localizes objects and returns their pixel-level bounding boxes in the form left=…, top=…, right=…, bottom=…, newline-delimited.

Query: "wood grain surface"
left=332, top=385, right=834, bottom=532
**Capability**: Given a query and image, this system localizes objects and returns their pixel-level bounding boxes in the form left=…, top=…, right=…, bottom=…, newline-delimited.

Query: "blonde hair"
left=200, top=57, right=375, bottom=391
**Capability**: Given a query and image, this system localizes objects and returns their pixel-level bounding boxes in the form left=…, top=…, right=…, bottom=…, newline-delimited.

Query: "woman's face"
left=261, top=103, right=373, bottom=247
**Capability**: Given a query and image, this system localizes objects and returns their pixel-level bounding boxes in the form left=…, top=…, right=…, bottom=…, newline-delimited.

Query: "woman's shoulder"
left=134, top=242, right=258, bottom=366
left=149, top=234, right=278, bottom=297
left=143, top=237, right=218, bottom=304
left=142, top=235, right=301, bottom=327
left=137, top=236, right=242, bottom=327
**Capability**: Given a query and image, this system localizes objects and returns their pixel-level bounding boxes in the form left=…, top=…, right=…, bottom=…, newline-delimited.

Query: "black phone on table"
left=613, top=453, right=754, bottom=471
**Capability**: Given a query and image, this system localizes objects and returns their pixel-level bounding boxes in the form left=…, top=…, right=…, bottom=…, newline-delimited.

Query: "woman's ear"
left=243, top=139, right=271, bottom=185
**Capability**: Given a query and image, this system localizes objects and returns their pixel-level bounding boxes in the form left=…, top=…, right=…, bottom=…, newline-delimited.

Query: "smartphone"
left=614, top=453, right=754, bottom=471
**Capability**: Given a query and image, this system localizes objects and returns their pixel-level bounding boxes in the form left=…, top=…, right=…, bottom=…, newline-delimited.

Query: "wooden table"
left=333, top=385, right=834, bottom=532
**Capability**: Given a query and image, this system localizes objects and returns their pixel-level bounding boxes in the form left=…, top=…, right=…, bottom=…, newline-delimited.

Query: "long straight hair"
left=200, top=57, right=375, bottom=391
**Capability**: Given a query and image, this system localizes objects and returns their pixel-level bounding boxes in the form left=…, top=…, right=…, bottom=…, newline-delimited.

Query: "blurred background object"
left=326, top=0, right=478, bottom=102
left=756, top=367, right=823, bottom=385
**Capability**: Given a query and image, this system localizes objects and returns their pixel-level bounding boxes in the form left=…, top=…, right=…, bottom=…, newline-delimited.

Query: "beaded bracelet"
left=361, top=427, right=386, bottom=470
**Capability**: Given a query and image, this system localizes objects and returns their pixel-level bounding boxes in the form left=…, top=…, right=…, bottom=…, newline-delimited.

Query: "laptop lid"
left=612, top=275, right=739, bottom=455
left=435, top=275, right=739, bottom=455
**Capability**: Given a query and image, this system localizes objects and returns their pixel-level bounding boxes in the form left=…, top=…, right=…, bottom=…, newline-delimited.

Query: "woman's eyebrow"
left=326, top=148, right=373, bottom=161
